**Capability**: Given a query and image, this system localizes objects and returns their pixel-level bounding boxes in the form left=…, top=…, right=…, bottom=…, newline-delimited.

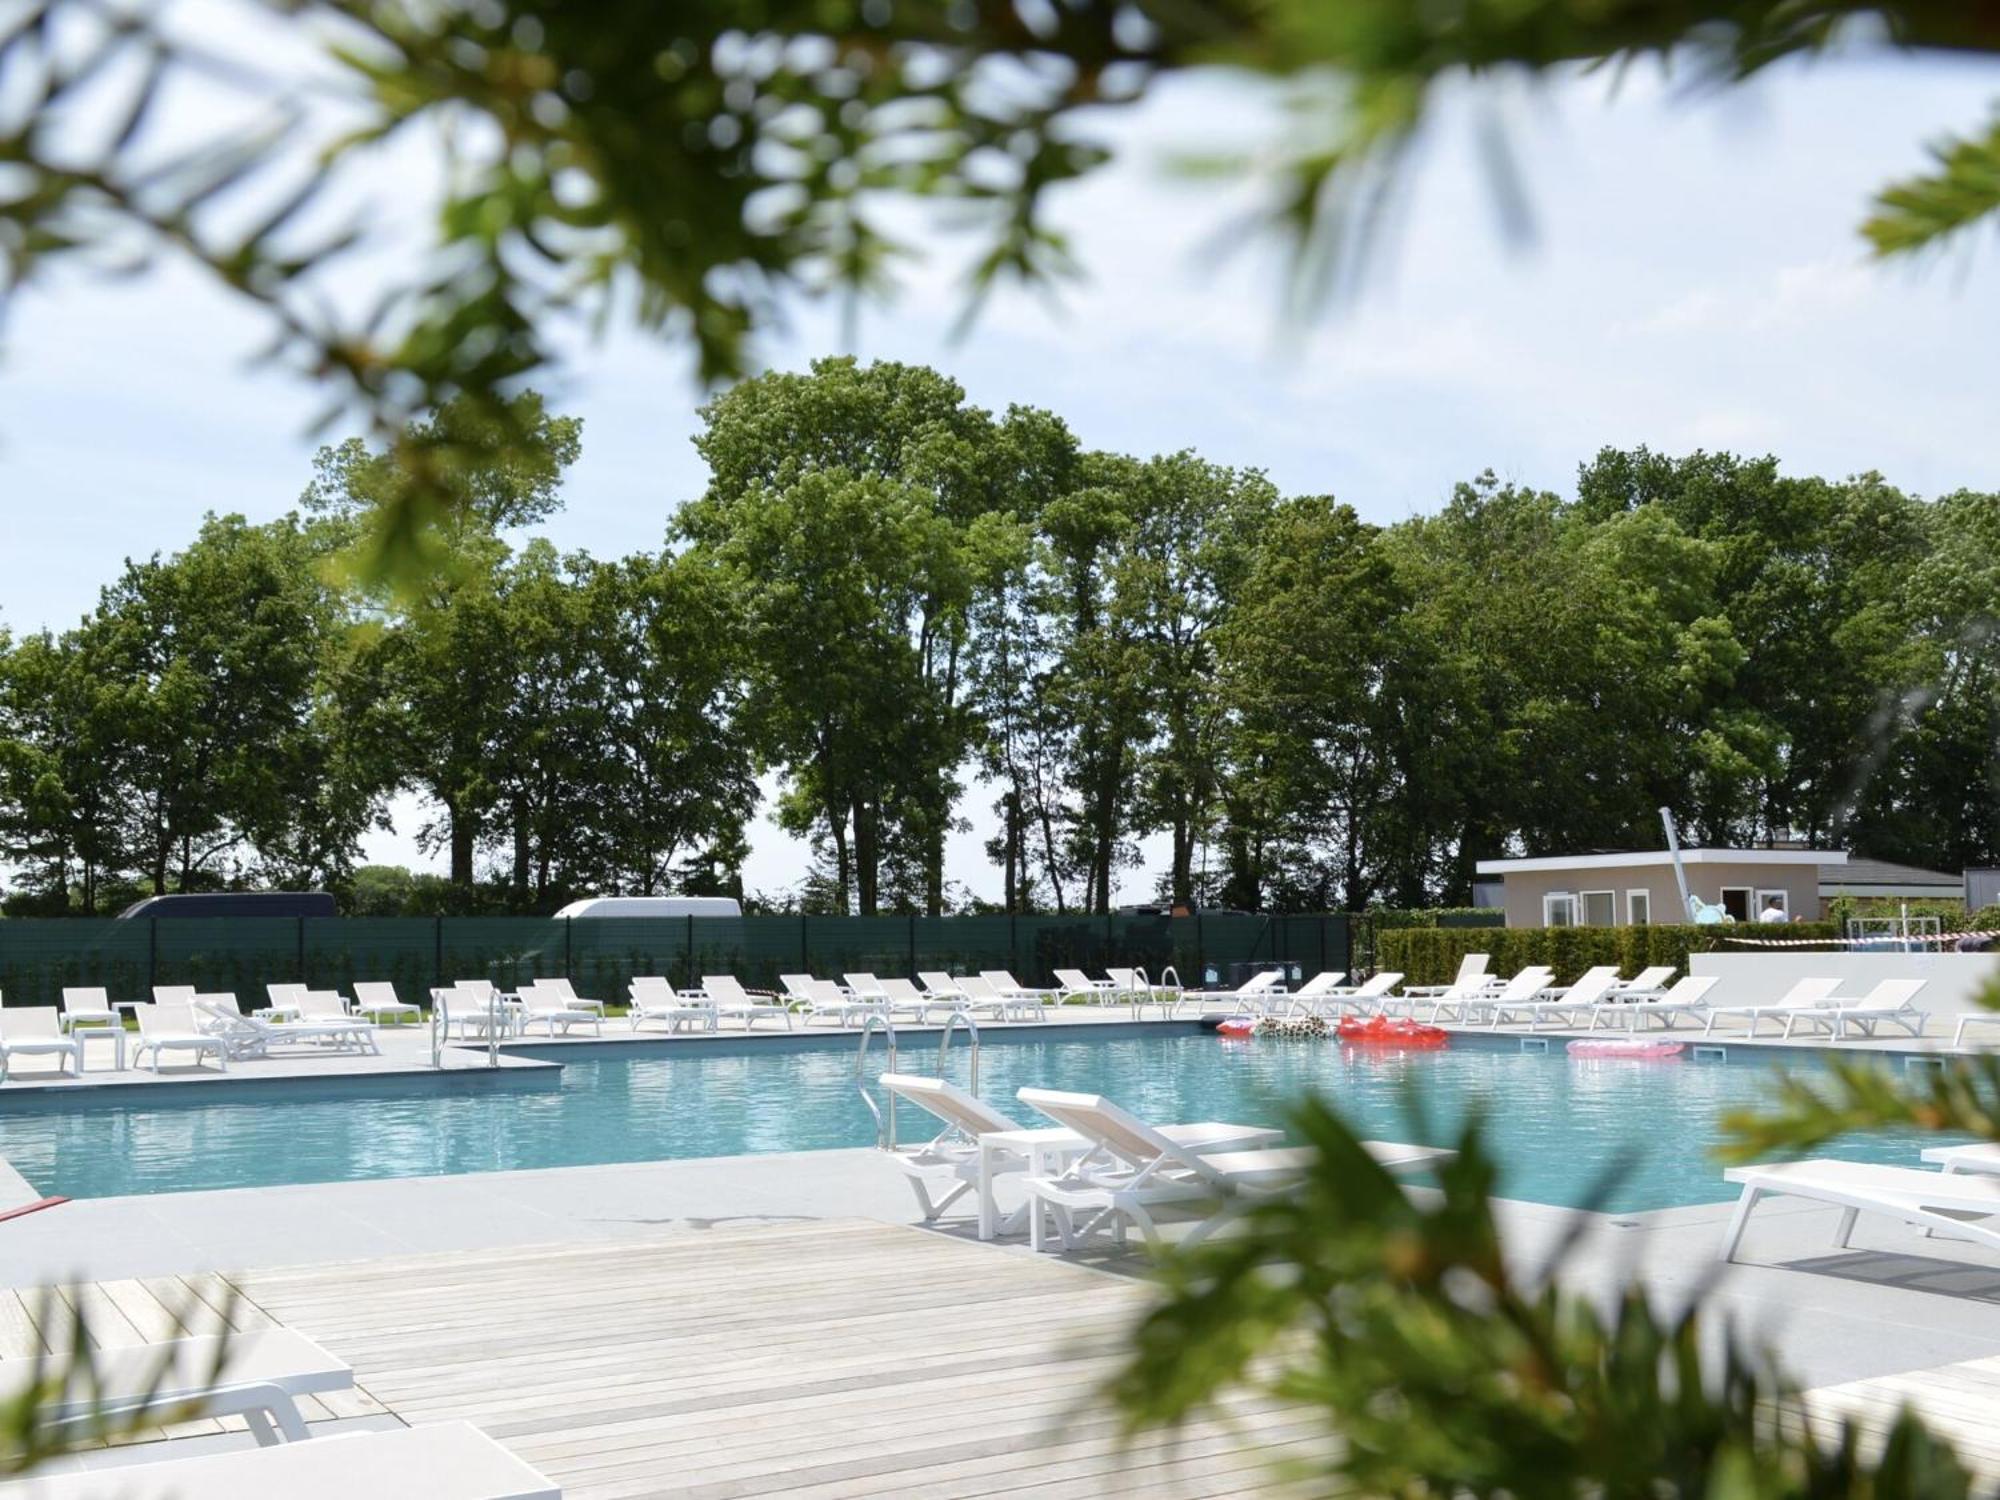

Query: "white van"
left=551, top=896, right=743, bottom=919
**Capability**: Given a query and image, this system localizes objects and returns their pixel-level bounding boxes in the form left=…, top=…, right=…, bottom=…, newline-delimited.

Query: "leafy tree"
left=1213, top=496, right=1406, bottom=911
left=679, top=358, right=1001, bottom=915
left=11, top=3, right=1998, bottom=579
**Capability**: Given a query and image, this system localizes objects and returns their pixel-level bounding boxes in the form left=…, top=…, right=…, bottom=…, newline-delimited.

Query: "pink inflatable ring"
left=1565, top=1039, right=1685, bottom=1060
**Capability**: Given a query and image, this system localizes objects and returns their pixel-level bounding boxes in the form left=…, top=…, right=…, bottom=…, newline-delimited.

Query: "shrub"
left=1376, top=922, right=1841, bottom=986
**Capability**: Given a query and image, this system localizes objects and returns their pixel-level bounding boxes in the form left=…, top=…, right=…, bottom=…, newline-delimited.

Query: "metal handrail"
left=936, top=1010, right=980, bottom=1091
left=856, top=1013, right=898, bottom=1149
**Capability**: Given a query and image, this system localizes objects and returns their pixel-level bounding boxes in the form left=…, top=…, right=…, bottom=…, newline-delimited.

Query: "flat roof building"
left=1473, top=848, right=1847, bottom=928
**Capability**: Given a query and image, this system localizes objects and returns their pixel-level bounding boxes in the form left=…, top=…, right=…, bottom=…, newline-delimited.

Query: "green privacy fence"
left=0, top=912, right=1356, bottom=1006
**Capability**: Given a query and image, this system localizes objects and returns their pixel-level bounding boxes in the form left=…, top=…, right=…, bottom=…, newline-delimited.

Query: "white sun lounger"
left=514, top=982, right=604, bottom=1037
left=0, top=1005, right=86, bottom=1080
left=781, top=976, right=881, bottom=1027
left=1400, top=952, right=1492, bottom=1000
left=915, top=972, right=970, bottom=1020
left=1428, top=967, right=1553, bottom=1024
left=293, top=990, right=367, bottom=1026
left=350, top=981, right=422, bottom=1024
left=625, top=976, right=717, bottom=1032
left=1953, top=1012, right=2000, bottom=1049
left=696, top=975, right=793, bottom=1030
left=1203, top=971, right=1283, bottom=1019
left=870, top=976, right=932, bottom=1022
left=1922, top=1143, right=2000, bottom=1175
left=878, top=1073, right=1282, bottom=1234
left=196, top=998, right=380, bottom=1058
left=1052, top=968, right=1121, bottom=1005
left=9, top=1420, right=559, bottom=1499
left=1485, top=967, right=1623, bottom=1029
left=1307, top=971, right=1404, bottom=1018
left=1587, top=973, right=1719, bottom=1031
left=1016, top=1087, right=1454, bottom=1251
left=1780, top=978, right=1929, bottom=1039
left=980, top=970, right=1055, bottom=1007
left=970, top=974, right=1048, bottom=1022
left=59, top=986, right=122, bottom=1035
left=527, top=977, right=608, bottom=1018
left=1700, top=977, right=1843, bottom=1037
left=1271, top=972, right=1344, bottom=1016
left=261, top=983, right=308, bottom=1021
left=1609, top=965, right=1678, bottom=999
left=842, top=974, right=924, bottom=1021
left=132, top=1001, right=228, bottom=1072
left=433, top=984, right=511, bottom=1040
left=2, top=1328, right=352, bottom=1448
left=1719, top=1159, right=2000, bottom=1265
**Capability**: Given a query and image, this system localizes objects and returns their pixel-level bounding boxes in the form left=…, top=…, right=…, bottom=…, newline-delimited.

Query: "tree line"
left=3, top=359, right=1996, bottom=918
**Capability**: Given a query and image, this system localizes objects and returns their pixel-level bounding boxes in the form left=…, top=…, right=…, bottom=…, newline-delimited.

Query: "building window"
left=1755, top=889, right=1790, bottom=922
left=1581, top=890, right=1617, bottom=927
left=1544, top=892, right=1578, bottom=927
left=1719, top=887, right=1753, bottom=922
left=1627, top=889, right=1651, bottom=926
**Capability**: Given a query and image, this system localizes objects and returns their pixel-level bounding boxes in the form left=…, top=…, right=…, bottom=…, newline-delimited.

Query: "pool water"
left=0, top=1032, right=1951, bottom=1210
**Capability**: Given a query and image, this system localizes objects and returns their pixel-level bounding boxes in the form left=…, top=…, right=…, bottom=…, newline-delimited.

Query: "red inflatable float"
left=1214, top=1018, right=1259, bottom=1039
left=1336, top=1016, right=1449, bottom=1049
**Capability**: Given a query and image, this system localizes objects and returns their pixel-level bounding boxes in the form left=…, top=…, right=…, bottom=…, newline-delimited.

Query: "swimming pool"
left=0, top=1031, right=1950, bottom=1210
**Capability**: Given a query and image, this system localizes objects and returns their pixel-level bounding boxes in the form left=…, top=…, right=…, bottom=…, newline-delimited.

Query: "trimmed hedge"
left=1377, top=922, right=1841, bottom=987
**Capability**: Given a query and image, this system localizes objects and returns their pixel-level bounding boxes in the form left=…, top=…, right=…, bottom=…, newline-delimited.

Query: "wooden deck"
left=1803, top=1356, right=2000, bottom=1480
left=232, top=1220, right=1321, bottom=1497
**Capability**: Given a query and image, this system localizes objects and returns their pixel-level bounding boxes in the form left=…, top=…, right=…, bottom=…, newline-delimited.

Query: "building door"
left=1719, top=887, right=1752, bottom=922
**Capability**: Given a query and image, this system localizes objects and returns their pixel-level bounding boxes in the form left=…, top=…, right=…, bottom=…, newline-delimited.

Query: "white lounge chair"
left=529, top=976, right=609, bottom=1018
left=841, top=973, right=924, bottom=1021
left=980, top=970, right=1055, bottom=1008
left=1485, top=967, right=1623, bottom=1030
left=626, top=976, right=716, bottom=1032
left=1720, top=1159, right=2000, bottom=1265
left=1052, top=968, right=1121, bottom=1006
left=696, top=974, right=793, bottom=1030
left=782, top=975, right=881, bottom=1027
left=1401, top=952, right=1492, bottom=1000
left=1105, top=966, right=1171, bottom=1014
left=261, top=983, right=308, bottom=1021
left=1609, top=965, right=1678, bottom=998
left=871, top=976, right=932, bottom=1022
left=1587, top=973, right=1719, bottom=1031
left=956, top=973, right=1043, bottom=1023
left=12, top=1420, right=559, bottom=1499
left=1781, top=978, right=1929, bottom=1039
left=1017, top=1087, right=1454, bottom=1252
left=1700, top=977, right=1843, bottom=1037
left=1307, top=971, right=1404, bottom=1018
left=0, top=1005, right=86, bottom=1080
left=1428, top=966, right=1553, bottom=1024
left=2, top=1327, right=351, bottom=1448
left=59, top=986, right=122, bottom=1034
left=916, top=972, right=971, bottom=1020
left=1274, top=972, right=1345, bottom=1016
left=351, top=980, right=422, bottom=1024
left=1922, top=1142, right=2000, bottom=1175
left=293, top=990, right=367, bottom=1026
left=133, top=1000, right=228, bottom=1072
left=879, top=1072, right=1282, bottom=1235
left=151, top=984, right=199, bottom=1007
left=1203, top=970, right=1283, bottom=1019
left=433, top=983, right=511, bottom=1040
left=515, top=981, right=604, bottom=1037
left=1953, top=1012, right=2000, bottom=1049
left=196, top=998, right=380, bottom=1058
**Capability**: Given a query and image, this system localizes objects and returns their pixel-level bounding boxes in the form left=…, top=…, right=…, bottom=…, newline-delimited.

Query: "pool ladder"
left=856, top=1009, right=980, bottom=1150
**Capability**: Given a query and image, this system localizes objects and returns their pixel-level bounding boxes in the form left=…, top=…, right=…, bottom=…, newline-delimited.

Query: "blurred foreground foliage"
left=6, top=2, right=2000, bottom=582
left=1112, top=1094, right=1991, bottom=1497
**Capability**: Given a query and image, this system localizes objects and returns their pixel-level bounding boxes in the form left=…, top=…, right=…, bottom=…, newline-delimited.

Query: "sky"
left=4, top=35, right=1999, bottom=904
